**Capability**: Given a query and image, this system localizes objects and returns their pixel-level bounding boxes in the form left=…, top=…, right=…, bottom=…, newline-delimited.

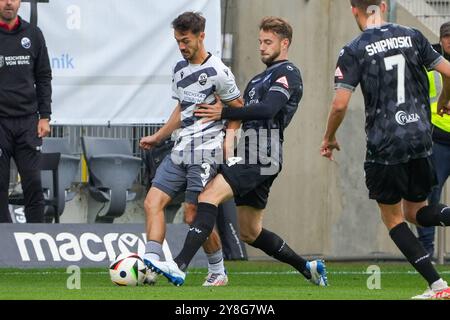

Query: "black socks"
left=417, top=204, right=450, bottom=227
left=390, top=222, right=440, bottom=285
left=174, top=202, right=218, bottom=272
left=251, top=228, right=311, bottom=279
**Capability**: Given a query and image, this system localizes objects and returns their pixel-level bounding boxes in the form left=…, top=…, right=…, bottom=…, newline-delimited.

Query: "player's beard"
left=182, top=43, right=199, bottom=62
left=261, top=49, right=280, bottom=65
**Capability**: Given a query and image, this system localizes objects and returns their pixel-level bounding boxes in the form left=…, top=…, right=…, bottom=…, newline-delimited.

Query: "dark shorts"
left=220, top=163, right=279, bottom=210
left=364, top=157, right=437, bottom=205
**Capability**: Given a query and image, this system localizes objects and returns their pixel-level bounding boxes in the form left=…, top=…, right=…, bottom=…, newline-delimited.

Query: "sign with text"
left=0, top=224, right=207, bottom=268
left=18, top=0, right=221, bottom=125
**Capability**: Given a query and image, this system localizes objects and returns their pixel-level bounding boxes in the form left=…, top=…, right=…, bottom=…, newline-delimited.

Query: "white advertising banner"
left=18, top=0, right=222, bottom=125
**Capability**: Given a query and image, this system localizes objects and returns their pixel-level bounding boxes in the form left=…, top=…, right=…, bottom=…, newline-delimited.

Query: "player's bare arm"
left=139, top=103, right=181, bottom=150
left=321, top=89, right=352, bottom=161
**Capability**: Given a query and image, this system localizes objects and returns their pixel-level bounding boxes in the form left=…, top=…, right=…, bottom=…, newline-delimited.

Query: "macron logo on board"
left=13, top=232, right=172, bottom=262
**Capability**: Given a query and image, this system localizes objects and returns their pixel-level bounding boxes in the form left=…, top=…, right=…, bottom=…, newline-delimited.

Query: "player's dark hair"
left=350, top=0, right=382, bottom=10
left=172, top=11, right=206, bottom=35
left=259, top=16, right=293, bottom=47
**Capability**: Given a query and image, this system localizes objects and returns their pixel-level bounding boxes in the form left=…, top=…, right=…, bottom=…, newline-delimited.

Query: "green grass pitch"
left=0, top=261, right=449, bottom=300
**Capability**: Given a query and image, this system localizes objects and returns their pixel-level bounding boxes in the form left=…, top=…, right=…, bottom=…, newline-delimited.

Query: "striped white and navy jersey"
left=171, top=53, right=240, bottom=157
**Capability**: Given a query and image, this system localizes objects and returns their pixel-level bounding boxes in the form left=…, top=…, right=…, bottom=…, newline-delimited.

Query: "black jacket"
left=0, top=16, right=52, bottom=118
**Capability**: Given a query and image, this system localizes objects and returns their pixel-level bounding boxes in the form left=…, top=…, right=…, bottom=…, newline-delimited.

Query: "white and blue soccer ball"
left=109, top=252, right=147, bottom=286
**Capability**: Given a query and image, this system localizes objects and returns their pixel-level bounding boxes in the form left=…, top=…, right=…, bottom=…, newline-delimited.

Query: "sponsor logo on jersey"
left=21, top=37, right=31, bottom=49
left=335, top=67, right=344, bottom=79
left=395, top=111, right=420, bottom=126
left=276, top=76, right=289, bottom=89
left=198, top=73, right=208, bottom=85
left=2, top=55, right=31, bottom=66
left=0, top=56, right=4, bottom=69
left=182, top=90, right=207, bottom=104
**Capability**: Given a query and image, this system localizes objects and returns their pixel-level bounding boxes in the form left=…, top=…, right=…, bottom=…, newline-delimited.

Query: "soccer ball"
left=109, top=252, right=147, bottom=286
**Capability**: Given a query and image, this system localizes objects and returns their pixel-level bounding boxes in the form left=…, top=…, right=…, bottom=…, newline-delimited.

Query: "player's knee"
left=403, top=208, right=419, bottom=226
left=183, top=203, right=197, bottom=224
left=144, top=196, right=164, bottom=215
left=198, top=187, right=220, bottom=205
left=239, top=228, right=258, bottom=244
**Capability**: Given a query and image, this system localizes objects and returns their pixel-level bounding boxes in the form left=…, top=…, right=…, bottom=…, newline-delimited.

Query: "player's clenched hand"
left=320, top=139, right=340, bottom=161
left=195, top=93, right=223, bottom=123
left=139, top=135, right=159, bottom=150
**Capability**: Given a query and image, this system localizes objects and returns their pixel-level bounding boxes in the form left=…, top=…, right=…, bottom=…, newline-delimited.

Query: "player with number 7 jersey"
left=321, top=0, right=450, bottom=300
left=334, top=24, right=442, bottom=164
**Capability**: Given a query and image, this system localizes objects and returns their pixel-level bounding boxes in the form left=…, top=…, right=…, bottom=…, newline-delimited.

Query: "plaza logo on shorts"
left=21, top=37, right=32, bottom=49
left=0, top=56, right=4, bottom=69
left=395, top=111, right=420, bottom=126
left=198, top=73, right=208, bottom=86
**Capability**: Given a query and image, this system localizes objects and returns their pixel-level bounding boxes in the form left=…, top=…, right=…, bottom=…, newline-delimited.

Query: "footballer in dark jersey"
left=321, top=0, right=450, bottom=300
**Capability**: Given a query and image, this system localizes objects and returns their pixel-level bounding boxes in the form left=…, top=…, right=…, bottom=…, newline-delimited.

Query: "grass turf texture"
left=0, top=261, right=449, bottom=300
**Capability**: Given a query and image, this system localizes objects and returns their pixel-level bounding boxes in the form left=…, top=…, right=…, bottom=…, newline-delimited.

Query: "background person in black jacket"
left=0, top=0, right=52, bottom=223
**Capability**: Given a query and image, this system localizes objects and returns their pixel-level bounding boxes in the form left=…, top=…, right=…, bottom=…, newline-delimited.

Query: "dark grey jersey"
left=240, top=60, right=303, bottom=166
left=335, top=23, right=443, bottom=164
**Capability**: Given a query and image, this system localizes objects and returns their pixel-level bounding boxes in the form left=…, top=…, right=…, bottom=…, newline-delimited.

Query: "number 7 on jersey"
left=384, top=54, right=406, bottom=105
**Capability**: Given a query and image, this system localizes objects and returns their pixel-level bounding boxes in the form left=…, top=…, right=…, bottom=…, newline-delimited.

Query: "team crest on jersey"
left=276, top=76, right=289, bottom=89
left=198, top=73, right=208, bottom=85
left=335, top=67, right=344, bottom=79
left=21, top=37, right=31, bottom=49
left=0, top=56, right=4, bottom=68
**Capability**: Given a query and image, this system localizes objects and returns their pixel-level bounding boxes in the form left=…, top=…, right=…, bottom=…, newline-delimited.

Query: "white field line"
left=1, top=270, right=450, bottom=276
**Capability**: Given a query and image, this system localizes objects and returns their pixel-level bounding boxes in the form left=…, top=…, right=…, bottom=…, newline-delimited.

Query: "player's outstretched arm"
left=321, top=89, right=352, bottom=161
left=139, top=103, right=181, bottom=150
